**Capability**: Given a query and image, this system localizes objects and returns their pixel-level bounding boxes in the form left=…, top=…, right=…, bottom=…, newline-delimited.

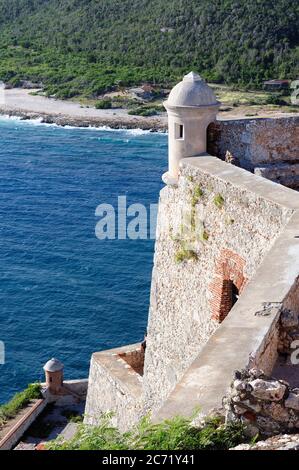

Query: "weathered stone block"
left=250, top=379, right=286, bottom=401
left=263, top=403, right=290, bottom=422
left=285, top=392, right=299, bottom=411
left=281, top=309, right=299, bottom=329
left=236, top=399, right=262, bottom=414
left=256, top=416, right=282, bottom=435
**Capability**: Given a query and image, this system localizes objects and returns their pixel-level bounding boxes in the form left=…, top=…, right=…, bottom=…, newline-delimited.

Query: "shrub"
left=128, top=107, right=158, bottom=117
left=7, top=76, right=22, bottom=87
left=266, top=93, right=288, bottom=106
left=55, top=87, right=80, bottom=100
left=95, top=99, right=112, bottom=109
left=47, top=414, right=246, bottom=450
left=151, top=105, right=165, bottom=113
left=47, top=413, right=126, bottom=450
left=0, top=383, right=42, bottom=426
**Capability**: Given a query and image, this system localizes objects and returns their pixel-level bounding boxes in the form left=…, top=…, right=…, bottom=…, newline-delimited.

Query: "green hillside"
left=0, top=0, right=298, bottom=98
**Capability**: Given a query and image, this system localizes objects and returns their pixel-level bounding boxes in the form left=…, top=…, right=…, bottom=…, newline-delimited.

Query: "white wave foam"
left=0, top=114, right=167, bottom=135
left=0, top=114, right=22, bottom=121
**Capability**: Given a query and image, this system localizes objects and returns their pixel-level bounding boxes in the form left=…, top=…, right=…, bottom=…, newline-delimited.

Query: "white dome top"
left=43, top=358, right=64, bottom=372
left=166, top=72, right=219, bottom=108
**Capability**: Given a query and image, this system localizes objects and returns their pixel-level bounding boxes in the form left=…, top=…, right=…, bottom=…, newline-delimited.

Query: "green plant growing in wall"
left=174, top=234, right=198, bottom=263
left=171, top=179, right=213, bottom=263
left=190, top=210, right=196, bottom=232
left=199, top=229, right=209, bottom=242
left=214, top=194, right=225, bottom=209
left=194, top=185, right=203, bottom=199
left=190, top=184, right=204, bottom=232
left=175, top=247, right=198, bottom=264
left=174, top=221, right=208, bottom=263
left=173, top=183, right=210, bottom=263
left=191, top=184, right=203, bottom=207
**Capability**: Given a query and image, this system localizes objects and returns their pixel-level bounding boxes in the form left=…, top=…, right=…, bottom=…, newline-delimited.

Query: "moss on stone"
left=214, top=193, right=225, bottom=209
left=175, top=248, right=198, bottom=264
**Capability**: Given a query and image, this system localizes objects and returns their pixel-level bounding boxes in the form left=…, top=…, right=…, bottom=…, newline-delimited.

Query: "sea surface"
left=0, top=117, right=167, bottom=403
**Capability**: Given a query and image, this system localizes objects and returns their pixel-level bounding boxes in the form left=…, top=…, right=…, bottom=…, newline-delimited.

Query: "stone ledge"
left=92, top=343, right=144, bottom=398
left=181, top=155, right=299, bottom=210
left=84, top=344, right=144, bottom=431
left=255, top=163, right=299, bottom=190
left=0, top=399, right=47, bottom=450
left=216, top=115, right=299, bottom=123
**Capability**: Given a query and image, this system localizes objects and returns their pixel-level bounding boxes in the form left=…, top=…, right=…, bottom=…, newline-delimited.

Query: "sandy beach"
left=0, top=88, right=297, bottom=131
left=0, top=88, right=168, bottom=131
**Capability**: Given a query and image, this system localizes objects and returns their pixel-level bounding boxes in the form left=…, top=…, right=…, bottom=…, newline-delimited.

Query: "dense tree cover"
left=0, top=0, right=297, bottom=98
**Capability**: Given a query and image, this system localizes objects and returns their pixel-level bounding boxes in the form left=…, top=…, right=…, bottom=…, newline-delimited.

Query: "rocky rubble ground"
left=224, top=368, right=299, bottom=437
left=232, top=433, right=299, bottom=450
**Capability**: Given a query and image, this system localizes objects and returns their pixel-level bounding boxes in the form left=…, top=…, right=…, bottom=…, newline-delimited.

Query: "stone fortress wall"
left=84, top=73, right=299, bottom=433
left=208, top=115, right=299, bottom=187
left=143, top=156, right=292, bottom=413
left=153, top=157, right=299, bottom=425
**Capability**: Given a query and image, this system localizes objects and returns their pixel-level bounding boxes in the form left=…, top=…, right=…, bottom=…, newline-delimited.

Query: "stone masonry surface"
left=153, top=157, right=299, bottom=424
left=143, top=156, right=293, bottom=413
left=208, top=116, right=299, bottom=170
left=84, top=345, right=144, bottom=431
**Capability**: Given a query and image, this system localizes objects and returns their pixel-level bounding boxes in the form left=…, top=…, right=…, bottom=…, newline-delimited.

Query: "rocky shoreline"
left=1, top=88, right=297, bottom=133
left=0, top=108, right=168, bottom=133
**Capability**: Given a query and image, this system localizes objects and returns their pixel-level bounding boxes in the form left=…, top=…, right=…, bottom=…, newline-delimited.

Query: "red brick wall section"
left=210, top=249, right=247, bottom=323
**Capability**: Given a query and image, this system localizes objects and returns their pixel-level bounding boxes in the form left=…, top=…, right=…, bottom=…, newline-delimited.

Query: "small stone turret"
left=43, top=358, right=64, bottom=395
left=163, top=72, right=220, bottom=185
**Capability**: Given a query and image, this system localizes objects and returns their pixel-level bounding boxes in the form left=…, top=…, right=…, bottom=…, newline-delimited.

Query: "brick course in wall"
left=209, top=249, right=247, bottom=322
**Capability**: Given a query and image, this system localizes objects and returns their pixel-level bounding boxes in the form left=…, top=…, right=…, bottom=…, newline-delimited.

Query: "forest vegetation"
left=0, top=0, right=297, bottom=99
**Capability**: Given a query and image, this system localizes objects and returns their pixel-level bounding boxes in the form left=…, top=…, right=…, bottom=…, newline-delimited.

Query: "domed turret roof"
left=43, top=358, right=64, bottom=372
left=166, top=72, right=219, bottom=108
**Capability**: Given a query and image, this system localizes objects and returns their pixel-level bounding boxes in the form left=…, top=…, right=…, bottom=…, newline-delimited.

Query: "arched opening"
left=219, top=280, right=239, bottom=322
left=210, top=249, right=247, bottom=323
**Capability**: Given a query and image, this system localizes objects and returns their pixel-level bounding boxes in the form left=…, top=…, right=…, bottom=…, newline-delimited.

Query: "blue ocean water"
left=0, top=117, right=167, bottom=403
